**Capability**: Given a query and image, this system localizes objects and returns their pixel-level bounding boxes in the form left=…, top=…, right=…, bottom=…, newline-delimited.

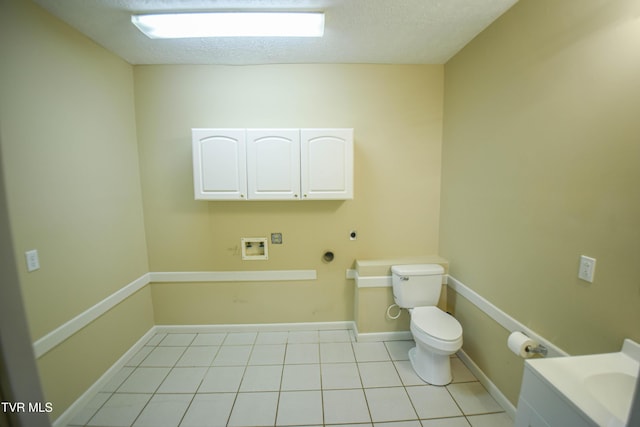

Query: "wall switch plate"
left=25, top=249, right=40, bottom=272
left=578, top=255, right=596, bottom=283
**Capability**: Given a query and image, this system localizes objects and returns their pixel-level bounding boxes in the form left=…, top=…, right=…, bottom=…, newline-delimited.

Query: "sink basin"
left=525, top=339, right=639, bottom=426
left=585, top=372, right=636, bottom=419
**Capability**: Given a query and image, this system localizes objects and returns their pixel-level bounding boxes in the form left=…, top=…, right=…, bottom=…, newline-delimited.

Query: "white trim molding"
left=354, top=273, right=447, bottom=288
left=447, top=275, right=569, bottom=358
left=457, top=349, right=517, bottom=419
left=150, top=270, right=317, bottom=282
left=33, top=273, right=151, bottom=358
left=152, top=321, right=356, bottom=335
left=33, top=269, right=318, bottom=358
left=52, top=326, right=158, bottom=427
left=355, top=274, right=393, bottom=288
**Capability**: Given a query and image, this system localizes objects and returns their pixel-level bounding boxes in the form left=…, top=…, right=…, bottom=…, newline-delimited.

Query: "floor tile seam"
left=110, top=390, right=197, bottom=395
left=274, top=386, right=283, bottom=427
left=114, top=390, right=153, bottom=427
left=139, top=344, right=190, bottom=369
left=156, top=344, right=192, bottom=347
left=319, top=382, right=325, bottom=426
left=322, top=423, right=372, bottom=427
left=275, top=361, right=286, bottom=426
left=356, top=359, right=404, bottom=389
left=346, top=358, right=365, bottom=390
left=463, top=409, right=508, bottom=417
left=79, top=390, right=116, bottom=427
left=159, top=333, right=197, bottom=347
left=225, top=387, right=241, bottom=427
left=381, top=339, right=394, bottom=362
left=445, top=379, right=506, bottom=417
left=415, top=414, right=472, bottom=422
left=174, top=392, right=198, bottom=427
left=182, top=344, right=223, bottom=359
left=360, top=382, right=378, bottom=425
left=107, top=365, right=138, bottom=393
left=443, top=380, right=473, bottom=419
left=194, top=361, right=249, bottom=395
left=393, top=380, right=423, bottom=423
left=115, top=365, right=173, bottom=395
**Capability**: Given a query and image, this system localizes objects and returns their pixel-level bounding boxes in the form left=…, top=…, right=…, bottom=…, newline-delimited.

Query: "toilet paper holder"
left=508, top=331, right=549, bottom=358
left=525, top=343, right=548, bottom=357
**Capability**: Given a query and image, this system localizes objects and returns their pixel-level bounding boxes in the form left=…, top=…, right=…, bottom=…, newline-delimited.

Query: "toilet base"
left=408, top=346, right=453, bottom=386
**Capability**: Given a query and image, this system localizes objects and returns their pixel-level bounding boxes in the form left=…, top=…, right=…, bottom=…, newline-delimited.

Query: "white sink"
left=524, top=339, right=639, bottom=426
left=585, top=372, right=636, bottom=420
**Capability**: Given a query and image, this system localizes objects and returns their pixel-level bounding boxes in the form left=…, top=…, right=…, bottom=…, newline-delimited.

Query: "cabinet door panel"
left=192, top=129, right=247, bottom=200
left=301, top=129, right=353, bottom=199
left=247, top=129, right=300, bottom=200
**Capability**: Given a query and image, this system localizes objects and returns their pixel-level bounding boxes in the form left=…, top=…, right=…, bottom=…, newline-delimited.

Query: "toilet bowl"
left=409, top=306, right=463, bottom=385
left=391, top=264, right=463, bottom=386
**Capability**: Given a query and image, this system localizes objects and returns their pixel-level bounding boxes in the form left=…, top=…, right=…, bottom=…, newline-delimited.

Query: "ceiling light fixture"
left=131, top=12, right=325, bottom=38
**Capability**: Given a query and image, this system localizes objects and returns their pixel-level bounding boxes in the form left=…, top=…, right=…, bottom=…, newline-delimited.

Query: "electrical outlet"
left=578, top=255, right=596, bottom=283
left=25, top=249, right=40, bottom=272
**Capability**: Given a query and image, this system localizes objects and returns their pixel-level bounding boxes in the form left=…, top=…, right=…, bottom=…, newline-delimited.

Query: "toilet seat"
left=410, top=307, right=462, bottom=346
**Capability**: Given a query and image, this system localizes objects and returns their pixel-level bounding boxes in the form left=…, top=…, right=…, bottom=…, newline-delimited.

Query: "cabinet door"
left=192, top=129, right=247, bottom=200
left=301, top=128, right=354, bottom=200
left=247, top=129, right=301, bottom=200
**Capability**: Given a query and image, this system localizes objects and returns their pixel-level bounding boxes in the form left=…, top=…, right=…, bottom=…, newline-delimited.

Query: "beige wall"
left=0, top=0, right=152, bottom=419
left=135, top=64, right=444, bottom=324
left=441, top=0, right=640, bottom=405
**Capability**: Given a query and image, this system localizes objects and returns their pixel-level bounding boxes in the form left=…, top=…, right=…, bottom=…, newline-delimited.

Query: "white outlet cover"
left=578, top=255, right=596, bottom=283
left=25, top=249, right=40, bottom=272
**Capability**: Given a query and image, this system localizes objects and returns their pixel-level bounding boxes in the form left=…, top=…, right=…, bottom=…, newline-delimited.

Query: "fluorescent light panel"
left=131, top=12, right=325, bottom=38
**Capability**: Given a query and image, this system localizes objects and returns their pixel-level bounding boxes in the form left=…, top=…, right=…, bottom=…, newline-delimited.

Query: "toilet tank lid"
left=391, top=264, right=444, bottom=276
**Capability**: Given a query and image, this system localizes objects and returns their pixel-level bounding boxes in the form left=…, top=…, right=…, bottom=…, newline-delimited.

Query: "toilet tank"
left=391, top=264, right=445, bottom=308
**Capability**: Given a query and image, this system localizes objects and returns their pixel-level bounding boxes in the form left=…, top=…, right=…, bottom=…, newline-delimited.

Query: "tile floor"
left=66, top=329, right=513, bottom=427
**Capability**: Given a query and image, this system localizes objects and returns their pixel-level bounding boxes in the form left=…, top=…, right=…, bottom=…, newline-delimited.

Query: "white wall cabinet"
left=192, top=129, right=247, bottom=200
left=247, top=129, right=301, bottom=200
left=193, top=128, right=353, bottom=201
left=301, top=129, right=354, bottom=200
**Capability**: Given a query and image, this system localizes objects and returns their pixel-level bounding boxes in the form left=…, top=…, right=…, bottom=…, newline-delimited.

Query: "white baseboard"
left=457, top=348, right=517, bottom=420
left=355, top=330, right=413, bottom=342
left=153, top=321, right=356, bottom=334
left=52, top=326, right=158, bottom=427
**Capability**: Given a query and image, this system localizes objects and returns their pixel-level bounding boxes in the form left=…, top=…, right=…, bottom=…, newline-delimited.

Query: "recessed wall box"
left=241, top=237, right=268, bottom=260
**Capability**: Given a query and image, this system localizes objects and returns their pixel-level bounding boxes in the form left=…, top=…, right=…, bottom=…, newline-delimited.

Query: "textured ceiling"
left=33, top=0, right=519, bottom=65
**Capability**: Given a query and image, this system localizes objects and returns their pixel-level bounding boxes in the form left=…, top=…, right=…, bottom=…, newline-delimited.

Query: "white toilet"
left=391, top=264, right=463, bottom=386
